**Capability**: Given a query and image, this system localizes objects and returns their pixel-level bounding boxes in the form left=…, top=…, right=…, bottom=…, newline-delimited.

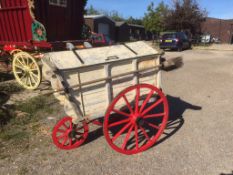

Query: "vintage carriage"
left=42, top=41, right=169, bottom=155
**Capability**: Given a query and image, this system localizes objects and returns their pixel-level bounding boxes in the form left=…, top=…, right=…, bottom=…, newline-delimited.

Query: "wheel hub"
left=68, top=130, right=76, bottom=138
left=136, top=117, right=144, bottom=126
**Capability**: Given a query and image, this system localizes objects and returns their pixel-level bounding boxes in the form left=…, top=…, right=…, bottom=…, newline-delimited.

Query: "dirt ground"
left=0, top=49, right=233, bottom=175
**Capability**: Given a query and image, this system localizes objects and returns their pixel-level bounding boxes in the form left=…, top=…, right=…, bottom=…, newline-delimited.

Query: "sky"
left=87, top=0, right=233, bottom=19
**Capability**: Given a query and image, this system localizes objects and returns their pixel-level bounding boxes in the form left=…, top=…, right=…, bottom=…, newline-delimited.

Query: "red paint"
left=52, top=117, right=89, bottom=150
left=0, top=0, right=51, bottom=50
left=103, top=84, right=169, bottom=155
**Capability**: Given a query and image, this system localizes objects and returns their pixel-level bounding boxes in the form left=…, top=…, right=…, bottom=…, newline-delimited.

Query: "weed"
left=0, top=94, right=58, bottom=157
left=0, top=82, right=23, bottom=93
left=18, top=167, right=29, bottom=175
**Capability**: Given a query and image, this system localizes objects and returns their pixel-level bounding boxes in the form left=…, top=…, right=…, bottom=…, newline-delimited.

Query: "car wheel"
left=178, top=46, right=182, bottom=52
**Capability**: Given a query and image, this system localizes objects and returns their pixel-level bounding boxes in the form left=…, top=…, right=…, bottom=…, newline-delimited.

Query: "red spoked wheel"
left=52, top=117, right=89, bottom=150
left=104, top=84, right=169, bottom=155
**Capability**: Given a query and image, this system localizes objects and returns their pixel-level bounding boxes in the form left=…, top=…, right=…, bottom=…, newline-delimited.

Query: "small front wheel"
left=52, top=117, right=89, bottom=150
left=103, top=84, right=169, bottom=155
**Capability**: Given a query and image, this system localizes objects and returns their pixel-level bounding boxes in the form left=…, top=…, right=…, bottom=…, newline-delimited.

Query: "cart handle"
left=105, top=56, right=119, bottom=61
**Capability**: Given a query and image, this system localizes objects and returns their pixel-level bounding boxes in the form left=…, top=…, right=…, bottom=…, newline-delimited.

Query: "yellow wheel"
left=12, top=52, right=41, bottom=90
left=10, top=49, right=22, bottom=56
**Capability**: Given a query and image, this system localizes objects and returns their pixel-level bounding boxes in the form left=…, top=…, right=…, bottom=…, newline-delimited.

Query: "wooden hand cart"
left=42, top=41, right=169, bottom=155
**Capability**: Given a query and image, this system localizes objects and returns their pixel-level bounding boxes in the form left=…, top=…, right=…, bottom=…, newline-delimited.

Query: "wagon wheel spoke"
left=108, top=118, right=130, bottom=128
left=121, top=124, right=134, bottom=149
left=135, top=86, right=140, bottom=113
left=141, top=98, right=163, bottom=116
left=57, top=129, right=66, bottom=133
left=144, top=120, right=160, bottom=130
left=139, top=90, right=154, bottom=113
left=29, top=73, right=37, bottom=84
left=57, top=133, right=66, bottom=139
left=69, top=138, right=73, bottom=146
left=134, top=124, right=139, bottom=150
left=61, top=137, right=68, bottom=146
left=20, top=56, right=27, bottom=65
left=30, top=71, right=39, bottom=81
left=14, top=64, right=24, bottom=70
left=122, top=95, right=134, bottom=114
left=62, top=123, right=69, bottom=129
left=112, top=122, right=131, bottom=142
left=139, top=126, right=150, bottom=141
left=143, top=113, right=165, bottom=119
left=112, top=109, right=131, bottom=118
left=16, top=59, right=25, bottom=67
left=28, top=76, right=33, bottom=87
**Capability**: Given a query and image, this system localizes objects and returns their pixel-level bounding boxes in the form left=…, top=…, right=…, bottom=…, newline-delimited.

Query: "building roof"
left=84, top=14, right=115, bottom=23
left=128, top=23, right=145, bottom=29
left=115, top=21, right=127, bottom=27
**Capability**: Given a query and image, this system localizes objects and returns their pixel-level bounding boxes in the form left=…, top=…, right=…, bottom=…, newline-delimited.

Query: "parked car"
left=160, top=32, right=191, bottom=51
left=201, top=34, right=212, bottom=44
left=90, top=33, right=113, bottom=47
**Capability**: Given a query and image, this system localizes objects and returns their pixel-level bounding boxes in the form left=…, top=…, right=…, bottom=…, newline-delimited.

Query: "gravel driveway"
left=0, top=49, right=233, bottom=175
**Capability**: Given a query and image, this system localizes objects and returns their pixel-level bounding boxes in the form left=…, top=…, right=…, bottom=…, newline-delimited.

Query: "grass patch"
left=0, top=94, right=58, bottom=158
left=0, top=81, right=23, bottom=93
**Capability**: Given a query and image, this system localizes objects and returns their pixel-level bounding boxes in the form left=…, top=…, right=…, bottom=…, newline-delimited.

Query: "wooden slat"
left=5, top=1, right=17, bottom=42
left=1, top=0, right=11, bottom=41
left=10, top=0, right=21, bottom=41
left=16, top=0, right=27, bottom=41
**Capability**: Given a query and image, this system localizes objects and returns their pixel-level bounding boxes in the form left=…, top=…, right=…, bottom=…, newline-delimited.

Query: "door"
left=98, top=23, right=109, bottom=36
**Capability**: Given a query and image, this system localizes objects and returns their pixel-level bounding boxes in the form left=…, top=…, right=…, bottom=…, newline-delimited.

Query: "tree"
left=127, top=16, right=143, bottom=25
left=143, top=1, right=169, bottom=35
left=85, top=6, right=124, bottom=21
left=107, top=10, right=124, bottom=21
left=86, top=5, right=101, bottom=15
left=166, top=0, right=207, bottom=34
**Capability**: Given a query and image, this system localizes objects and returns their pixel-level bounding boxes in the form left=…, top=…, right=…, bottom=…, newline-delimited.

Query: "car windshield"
left=162, top=33, right=176, bottom=39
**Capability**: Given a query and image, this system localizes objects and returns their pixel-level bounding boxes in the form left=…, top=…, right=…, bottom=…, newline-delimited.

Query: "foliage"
left=86, top=5, right=101, bottom=15
left=108, top=10, right=124, bottom=21
left=166, top=0, right=207, bottom=34
left=86, top=5, right=124, bottom=21
left=143, top=1, right=169, bottom=34
left=126, top=16, right=143, bottom=25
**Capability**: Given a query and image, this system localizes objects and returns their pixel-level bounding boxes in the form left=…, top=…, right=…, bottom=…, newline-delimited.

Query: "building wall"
left=34, top=0, right=84, bottom=41
left=129, top=25, right=146, bottom=41
left=94, top=18, right=116, bottom=41
left=84, top=18, right=94, bottom=32
left=116, top=23, right=130, bottom=42
left=201, top=18, right=233, bottom=43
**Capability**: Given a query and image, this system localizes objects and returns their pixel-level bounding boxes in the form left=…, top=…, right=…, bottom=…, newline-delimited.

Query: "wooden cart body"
left=42, top=41, right=162, bottom=123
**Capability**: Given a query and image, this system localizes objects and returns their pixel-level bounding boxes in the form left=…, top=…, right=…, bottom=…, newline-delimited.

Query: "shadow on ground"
left=84, top=95, right=202, bottom=149
left=220, top=171, right=233, bottom=175
left=0, top=92, right=11, bottom=126
left=0, top=72, right=14, bottom=82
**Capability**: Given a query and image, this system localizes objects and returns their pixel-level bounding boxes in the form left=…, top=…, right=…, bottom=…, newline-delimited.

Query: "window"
left=49, top=0, right=67, bottom=7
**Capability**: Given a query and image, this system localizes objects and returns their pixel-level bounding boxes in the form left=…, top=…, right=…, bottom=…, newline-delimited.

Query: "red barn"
left=34, top=0, right=85, bottom=42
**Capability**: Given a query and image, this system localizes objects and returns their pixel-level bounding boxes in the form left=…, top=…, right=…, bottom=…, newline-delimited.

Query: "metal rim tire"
left=103, top=84, right=169, bottom=155
left=9, top=49, right=22, bottom=56
left=52, top=117, right=89, bottom=150
left=12, top=52, right=41, bottom=90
